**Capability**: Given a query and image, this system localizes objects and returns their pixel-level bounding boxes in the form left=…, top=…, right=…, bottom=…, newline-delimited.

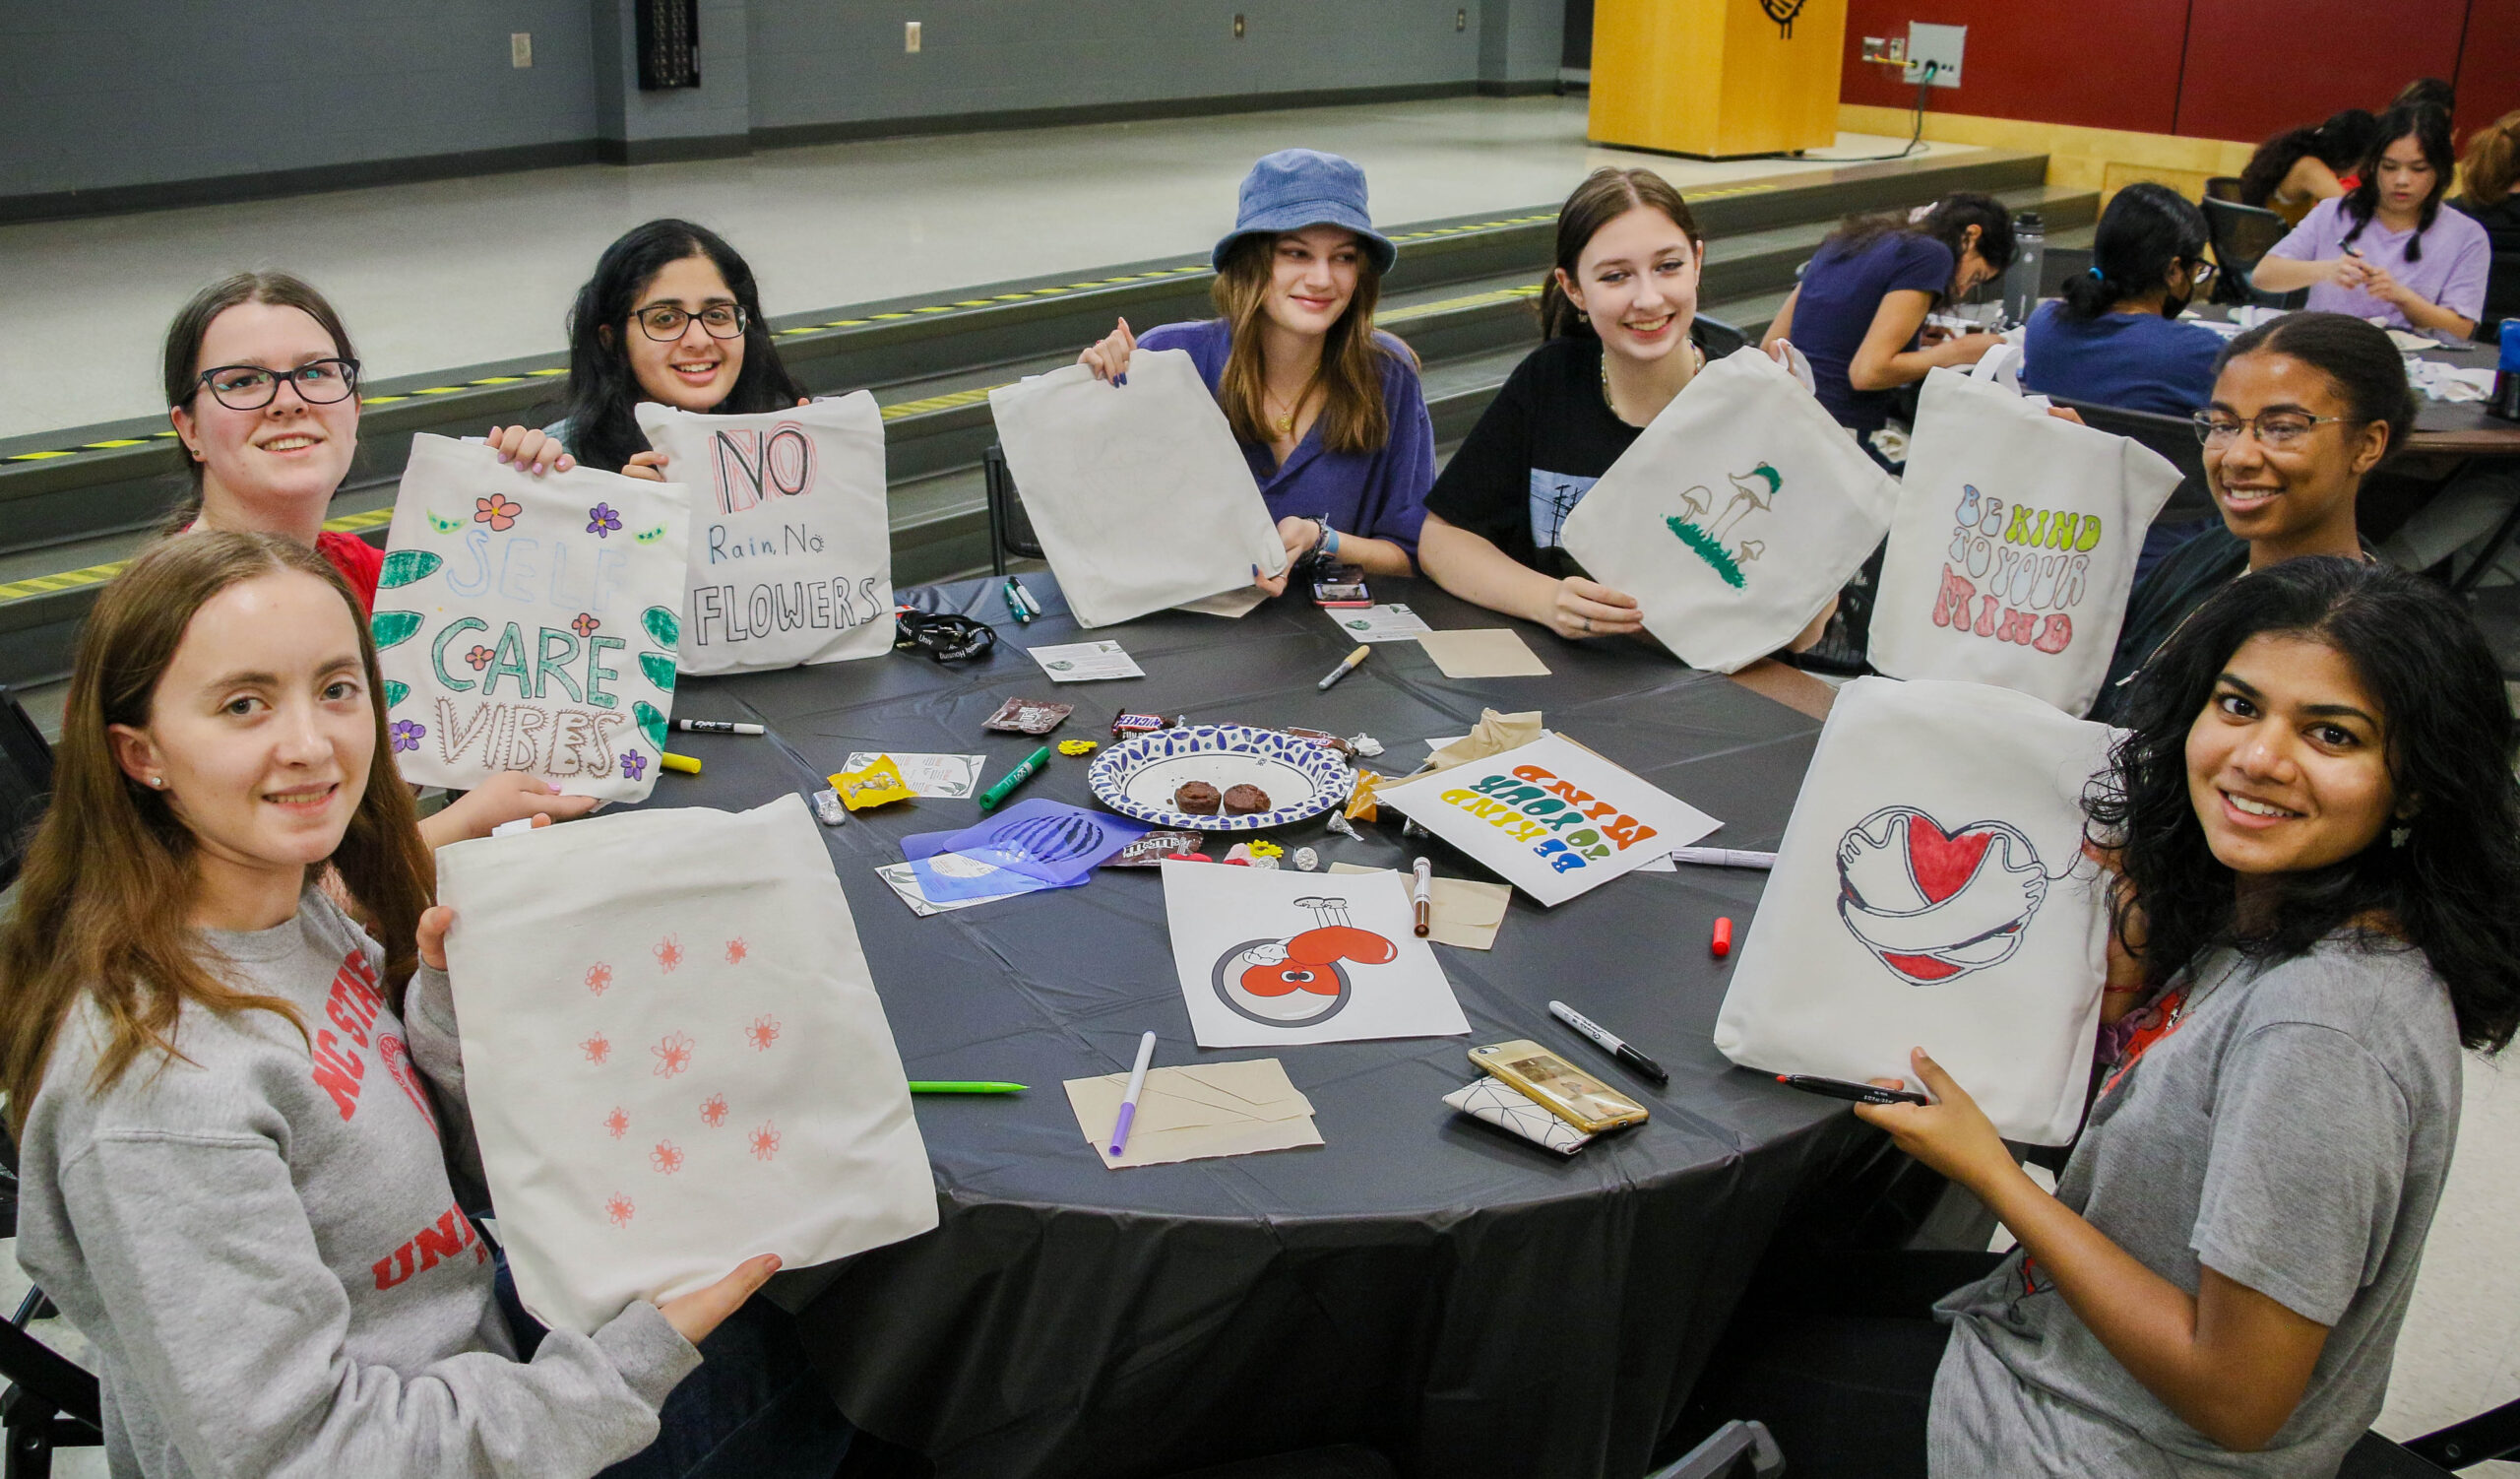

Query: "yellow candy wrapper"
left=1244, top=839, right=1284, bottom=859
left=828, top=755, right=916, bottom=811
left=1056, top=739, right=1100, bottom=756
left=1346, top=770, right=1384, bottom=822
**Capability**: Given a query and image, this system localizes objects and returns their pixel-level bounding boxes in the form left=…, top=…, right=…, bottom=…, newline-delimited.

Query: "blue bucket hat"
left=1212, top=149, right=1398, bottom=276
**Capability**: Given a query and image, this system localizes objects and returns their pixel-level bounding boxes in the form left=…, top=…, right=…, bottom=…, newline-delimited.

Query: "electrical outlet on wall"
left=905, top=20, right=921, bottom=52
left=510, top=32, right=533, bottom=68
left=1455, top=9, right=1467, bottom=30
left=1904, top=23, right=1964, bottom=88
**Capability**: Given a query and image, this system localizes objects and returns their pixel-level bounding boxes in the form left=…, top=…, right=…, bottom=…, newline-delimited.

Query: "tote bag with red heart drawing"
left=1712, top=675, right=2116, bottom=1145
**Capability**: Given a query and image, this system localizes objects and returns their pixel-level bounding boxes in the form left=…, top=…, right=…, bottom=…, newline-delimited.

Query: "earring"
left=149, top=776, right=165, bottom=789
left=2390, top=823, right=2412, bottom=849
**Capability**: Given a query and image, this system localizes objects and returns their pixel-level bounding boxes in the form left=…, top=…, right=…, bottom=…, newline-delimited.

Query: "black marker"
left=673, top=719, right=764, bottom=736
left=1775, top=1073, right=1928, bottom=1107
left=1547, top=1000, right=1669, bottom=1085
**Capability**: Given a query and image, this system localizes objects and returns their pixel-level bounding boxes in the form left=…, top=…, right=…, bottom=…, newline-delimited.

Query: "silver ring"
left=1577, top=615, right=1591, bottom=632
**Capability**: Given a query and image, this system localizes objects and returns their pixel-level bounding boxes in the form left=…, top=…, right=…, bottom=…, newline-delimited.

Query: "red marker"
left=1711, top=917, right=1734, bottom=957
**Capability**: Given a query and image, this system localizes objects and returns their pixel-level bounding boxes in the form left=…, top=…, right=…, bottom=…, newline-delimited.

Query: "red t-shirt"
left=318, top=531, right=383, bottom=612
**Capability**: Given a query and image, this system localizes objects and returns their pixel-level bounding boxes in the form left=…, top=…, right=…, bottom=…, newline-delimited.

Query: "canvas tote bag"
left=634, top=393, right=894, bottom=674
left=1560, top=347, right=1899, bottom=672
left=987, top=350, right=1289, bottom=628
left=1712, top=676, right=2116, bottom=1145
left=437, top=795, right=938, bottom=1333
left=1869, top=367, right=2181, bottom=714
left=375, top=434, right=692, bottom=803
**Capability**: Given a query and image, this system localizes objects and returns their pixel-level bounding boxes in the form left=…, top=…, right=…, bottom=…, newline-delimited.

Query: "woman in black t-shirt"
left=1419, top=168, right=1716, bottom=640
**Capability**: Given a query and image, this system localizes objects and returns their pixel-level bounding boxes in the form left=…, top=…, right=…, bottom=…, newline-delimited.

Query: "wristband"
left=1320, top=524, right=1342, bottom=560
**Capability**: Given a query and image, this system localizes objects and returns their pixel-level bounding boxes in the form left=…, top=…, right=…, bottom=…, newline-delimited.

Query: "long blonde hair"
left=0, top=533, right=434, bottom=1131
left=2461, top=110, right=2520, bottom=208
left=1211, top=233, right=1395, bottom=455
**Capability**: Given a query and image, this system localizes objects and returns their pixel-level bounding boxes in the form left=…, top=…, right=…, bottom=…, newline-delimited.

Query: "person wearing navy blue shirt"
left=1077, top=150, right=1434, bottom=594
left=1761, top=193, right=2015, bottom=445
left=2023, top=184, right=2226, bottom=418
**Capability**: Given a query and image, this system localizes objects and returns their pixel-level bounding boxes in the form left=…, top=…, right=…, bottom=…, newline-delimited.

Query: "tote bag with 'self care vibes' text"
left=374, top=434, right=691, bottom=803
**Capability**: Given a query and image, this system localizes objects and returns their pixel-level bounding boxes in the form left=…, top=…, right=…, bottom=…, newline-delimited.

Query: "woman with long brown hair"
left=0, top=532, right=857, bottom=1476
left=1077, top=149, right=1434, bottom=594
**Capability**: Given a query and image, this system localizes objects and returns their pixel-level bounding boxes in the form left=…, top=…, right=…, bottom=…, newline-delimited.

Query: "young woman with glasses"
left=2252, top=103, right=2490, bottom=340
left=2090, top=312, right=2410, bottom=723
left=2022, top=184, right=2226, bottom=418
left=160, top=272, right=598, bottom=844
left=486, top=220, right=809, bottom=480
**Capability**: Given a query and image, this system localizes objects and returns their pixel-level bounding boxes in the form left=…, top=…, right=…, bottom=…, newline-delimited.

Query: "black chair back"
left=981, top=444, right=1043, bottom=577
left=2202, top=198, right=2307, bottom=307
left=2203, top=175, right=2244, bottom=203
left=0, top=686, right=54, bottom=893
left=2049, top=397, right=2215, bottom=523
left=1695, top=314, right=1749, bottom=359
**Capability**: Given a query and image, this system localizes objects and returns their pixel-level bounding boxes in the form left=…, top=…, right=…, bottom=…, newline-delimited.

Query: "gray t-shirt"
left=15, top=887, right=700, bottom=1477
left=1928, top=936, right=2462, bottom=1477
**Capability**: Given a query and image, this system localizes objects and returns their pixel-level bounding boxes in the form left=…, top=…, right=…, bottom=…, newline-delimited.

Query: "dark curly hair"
left=558, top=219, right=807, bottom=473
left=2086, top=556, right=2520, bottom=1052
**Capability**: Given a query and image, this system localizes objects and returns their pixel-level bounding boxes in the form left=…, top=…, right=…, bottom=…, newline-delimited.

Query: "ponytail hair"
left=1817, top=191, right=2015, bottom=302
left=2239, top=110, right=2378, bottom=206
left=2341, top=103, right=2457, bottom=262
left=2057, top=183, right=2208, bottom=321
left=2459, top=110, right=2520, bottom=209
left=1538, top=167, right=1703, bottom=339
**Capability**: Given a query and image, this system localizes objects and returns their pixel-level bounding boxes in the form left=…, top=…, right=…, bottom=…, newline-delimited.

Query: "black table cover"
left=640, top=573, right=1875, bottom=1479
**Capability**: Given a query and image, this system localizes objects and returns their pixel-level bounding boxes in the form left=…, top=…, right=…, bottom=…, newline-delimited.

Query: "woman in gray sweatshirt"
left=0, top=531, right=855, bottom=1477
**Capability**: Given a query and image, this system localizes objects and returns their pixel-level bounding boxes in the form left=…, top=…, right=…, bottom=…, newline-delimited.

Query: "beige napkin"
left=1418, top=628, right=1551, bottom=678
left=1064, top=1058, right=1322, bottom=1169
left=1329, top=864, right=1512, bottom=950
left=1412, top=708, right=1544, bottom=780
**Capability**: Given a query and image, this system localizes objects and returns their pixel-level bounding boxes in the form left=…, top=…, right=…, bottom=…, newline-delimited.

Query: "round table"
left=644, top=574, right=1872, bottom=1479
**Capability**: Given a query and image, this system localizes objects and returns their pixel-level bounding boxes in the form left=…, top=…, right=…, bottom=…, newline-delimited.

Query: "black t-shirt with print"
left=1424, top=333, right=1680, bottom=579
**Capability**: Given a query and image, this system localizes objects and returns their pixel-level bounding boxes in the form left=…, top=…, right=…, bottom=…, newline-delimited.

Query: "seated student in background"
left=0, top=533, right=860, bottom=1479
left=1417, top=167, right=1829, bottom=652
left=2236, top=109, right=2377, bottom=225
left=488, top=219, right=809, bottom=479
left=2023, top=184, right=2224, bottom=417
left=162, top=274, right=585, bottom=843
left=2253, top=103, right=2489, bottom=339
left=2449, top=109, right=2520, bottom=342
left=1695, top=554, right=2518, bottom=1479
left=1758, top=193, right=2015, bottom=454
left=2094, top=312, right=2408, bottom=723
left=1078, top=149, right=1434, bottom=594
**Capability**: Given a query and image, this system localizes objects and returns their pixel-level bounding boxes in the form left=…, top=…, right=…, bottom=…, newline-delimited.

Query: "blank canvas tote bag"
left=1560, top=347, right=1899, bottom=673
left=375, top=434, right=692, bottom=804
left=1712, top=676, right=2116, bottom=1145
left=437, top=795, right=939, bottom=1334
left=634, top=393, right=894, bottom=675
left=1869, top=368, right=2181, bottom=714
left=987, top=350, right=1289, bottom=628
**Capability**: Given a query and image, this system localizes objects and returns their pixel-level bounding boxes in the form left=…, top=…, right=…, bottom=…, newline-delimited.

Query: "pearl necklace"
left=1601, top=338, right=1705, bottom=423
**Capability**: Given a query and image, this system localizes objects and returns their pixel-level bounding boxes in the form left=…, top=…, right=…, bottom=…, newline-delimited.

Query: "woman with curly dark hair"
left=1689, top=557, right=2520, bottom=1477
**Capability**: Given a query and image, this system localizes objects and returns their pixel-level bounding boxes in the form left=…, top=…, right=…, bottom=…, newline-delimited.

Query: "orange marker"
left=1711, top=917, right=1733, bottom=957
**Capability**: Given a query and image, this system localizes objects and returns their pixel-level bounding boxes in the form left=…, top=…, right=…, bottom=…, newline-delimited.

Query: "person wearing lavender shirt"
left=2257, top=102, right=2489, bottom=339
left=1078, top=150, right=1434, bottom=595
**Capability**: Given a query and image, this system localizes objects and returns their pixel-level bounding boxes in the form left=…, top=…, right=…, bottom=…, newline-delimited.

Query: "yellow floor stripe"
left=0, top=560, right=129, bottom=603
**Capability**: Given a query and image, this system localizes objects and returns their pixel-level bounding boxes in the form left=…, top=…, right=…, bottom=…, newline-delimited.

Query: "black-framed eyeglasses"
left=633, top=303, right=748, bottom=341
left=195, top=357, right=361, bottom=412
left=2190, top=411, right=2352, bottom=450
left=2181, top=257, right=2219, bottom=288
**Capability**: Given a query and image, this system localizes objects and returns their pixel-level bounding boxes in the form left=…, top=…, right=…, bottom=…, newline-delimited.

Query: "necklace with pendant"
left=1601, top=338, right=1704, bottom=421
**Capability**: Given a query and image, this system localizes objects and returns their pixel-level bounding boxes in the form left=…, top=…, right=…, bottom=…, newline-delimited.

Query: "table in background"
left=643, top=574, right=1873, bottom=1479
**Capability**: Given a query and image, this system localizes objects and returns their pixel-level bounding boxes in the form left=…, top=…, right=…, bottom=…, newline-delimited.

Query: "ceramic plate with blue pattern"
left=1088, top=724, right=1352, bottom=832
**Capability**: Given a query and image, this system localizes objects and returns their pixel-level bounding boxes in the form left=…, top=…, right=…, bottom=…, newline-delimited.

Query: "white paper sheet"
left=1162, top=862, right=1469, bottom=1048
left=1026, top=639, right=1146, bottom=682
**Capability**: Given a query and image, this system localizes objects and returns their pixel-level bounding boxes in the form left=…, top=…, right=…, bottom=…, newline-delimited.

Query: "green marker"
left=977, top=745, right=1052, bottom=811
left=909, top=1081, right=1030, bottom=1094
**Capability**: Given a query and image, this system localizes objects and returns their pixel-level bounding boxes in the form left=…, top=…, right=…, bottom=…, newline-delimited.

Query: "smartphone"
left=1312, top=565, right=1368, bottom=606
left=1470, top=1040, right=1651, bottom=1133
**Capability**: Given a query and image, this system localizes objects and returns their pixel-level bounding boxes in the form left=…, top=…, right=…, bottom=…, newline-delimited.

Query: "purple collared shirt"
left=2264, top=196, right=2491, bottom=330
left=1137, top=318, right=1435, bottom=558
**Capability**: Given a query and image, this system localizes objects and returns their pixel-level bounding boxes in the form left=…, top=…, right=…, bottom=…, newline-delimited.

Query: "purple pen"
left=1108, top=1031, right=1158, bottom=1157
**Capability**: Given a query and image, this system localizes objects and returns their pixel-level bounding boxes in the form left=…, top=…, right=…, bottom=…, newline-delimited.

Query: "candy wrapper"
left=984, top=697, right=1074, bottom=735
left=1106, top=831, right=1207, bottom=868
left=829, top=756, right=916, bottom=811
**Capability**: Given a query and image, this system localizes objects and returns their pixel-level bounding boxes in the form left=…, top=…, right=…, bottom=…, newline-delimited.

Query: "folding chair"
left=2203, top=175, right=2244, bottom=203
left=1647, top=1420, right=1783, bottom=1479
left=2341, top=1395, right=2520, bottom=1474
left=0, top=686, right=54, bottom=895
left=980, top=443, right=1043, bottom=577
left=0, top=1294, right=99, bottom=1479
left=2201, top=198, right=2308, bottom=309
left=2048, top=397, right=2217, bottom=523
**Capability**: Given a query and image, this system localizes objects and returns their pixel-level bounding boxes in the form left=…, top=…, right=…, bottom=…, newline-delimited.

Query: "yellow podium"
left=1588, top=0, right=1848, bottom=160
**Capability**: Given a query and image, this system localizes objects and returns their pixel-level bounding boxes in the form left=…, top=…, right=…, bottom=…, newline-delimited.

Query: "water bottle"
left=2003, top=212, right=2045, bottom=328
left=2491, top=321, right=2520, bottom=422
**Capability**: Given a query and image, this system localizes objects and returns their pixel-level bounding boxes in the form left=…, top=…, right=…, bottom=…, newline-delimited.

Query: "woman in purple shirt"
left=1078, top=150, right=1434, bottom=595
left=2256, top=102, right=2489, bottom=339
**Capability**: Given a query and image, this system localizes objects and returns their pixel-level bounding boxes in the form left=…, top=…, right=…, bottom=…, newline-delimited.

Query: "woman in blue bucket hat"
left=1078, top=149, right=1435, bottom=594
